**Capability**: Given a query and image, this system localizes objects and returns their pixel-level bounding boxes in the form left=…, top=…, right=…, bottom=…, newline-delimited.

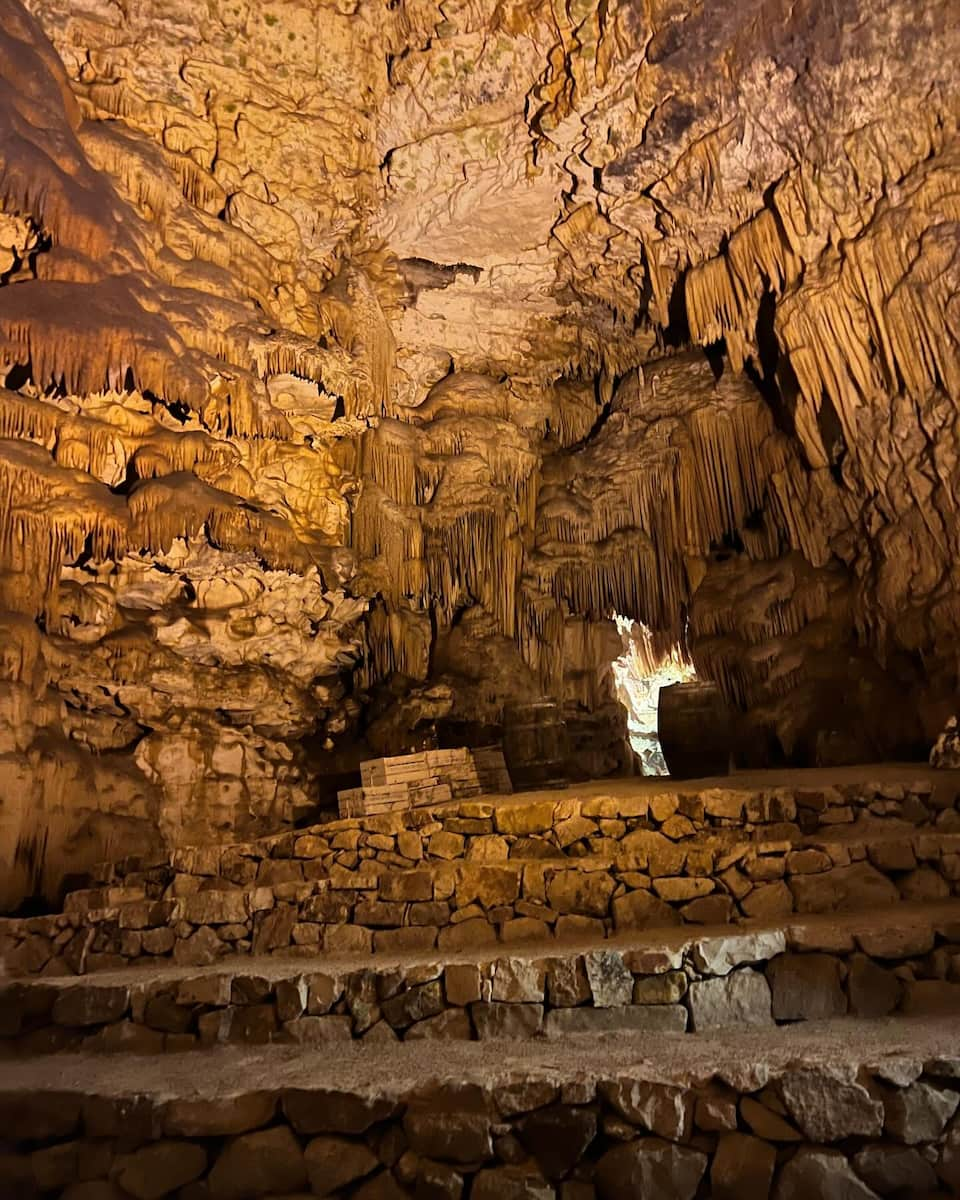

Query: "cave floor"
left=2, top=1015, right=956, bottom=1098
left=479, top=761, right=960, bottom=812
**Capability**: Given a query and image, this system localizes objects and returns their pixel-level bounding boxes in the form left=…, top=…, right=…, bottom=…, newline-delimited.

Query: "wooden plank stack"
left=338, top=746, right=513, bottom=818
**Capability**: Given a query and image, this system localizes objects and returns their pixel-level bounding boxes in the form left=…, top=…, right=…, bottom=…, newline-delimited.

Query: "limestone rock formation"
left=1, top=0, right=959, bottom=907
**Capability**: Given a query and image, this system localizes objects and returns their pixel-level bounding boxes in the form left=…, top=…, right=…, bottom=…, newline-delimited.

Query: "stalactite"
left=127, top=473, right=314, bottom=574
left=517, top=589, right=565, bottom=695
left=778, top=149, right=960, bottom=484
left=0, top=439, right=127, bottom=618
left=425, top=507, right=524, bottom=640
left=361, top=601, right=432, bottom=685
left=533, top=381, right=793, bottom=640
left=685, top=205, right=800, bottom=366
left=0, top=387, right=237, bottom=487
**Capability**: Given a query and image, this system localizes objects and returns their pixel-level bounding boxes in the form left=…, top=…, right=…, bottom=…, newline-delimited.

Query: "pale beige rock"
left=692, top=931, right=786, bottom=976
left=584, top=950, right=634, bottom=1008
left=779, top=1067, right=884, bottom=1141
left=688, top=969, right=773, bottom=1031
left=600, top=1079, right=693, bottom=1139
left=490, top=959, right=545, bottom=1003
left=884, top=1081, right=960, bottom=1143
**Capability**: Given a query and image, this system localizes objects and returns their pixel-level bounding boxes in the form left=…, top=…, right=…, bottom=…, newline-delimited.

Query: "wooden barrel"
left=658, top=681, right=733, bottom=780
left=502, top=701, right=569, bottom=789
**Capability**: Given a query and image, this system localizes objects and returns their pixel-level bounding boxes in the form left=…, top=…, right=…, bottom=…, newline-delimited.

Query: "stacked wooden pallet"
left=338, top=746, right=512, bottom=817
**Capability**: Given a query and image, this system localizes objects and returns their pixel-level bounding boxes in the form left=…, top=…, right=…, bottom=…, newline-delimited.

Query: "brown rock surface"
left=0, top=0, right=958, bottom=905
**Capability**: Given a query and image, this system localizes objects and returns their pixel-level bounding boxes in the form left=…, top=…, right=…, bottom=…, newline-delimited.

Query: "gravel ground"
left=2, top=1016, right=958, bottom=1099
left=448, top=762, right=960, bottom=813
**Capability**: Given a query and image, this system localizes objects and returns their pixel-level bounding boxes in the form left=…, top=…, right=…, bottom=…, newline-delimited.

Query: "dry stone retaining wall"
left=3, top=914, right=960, bottom=1055
left=2, top=1056, right=960, bottom=1197
left=3, top=781, right=959, bottom=978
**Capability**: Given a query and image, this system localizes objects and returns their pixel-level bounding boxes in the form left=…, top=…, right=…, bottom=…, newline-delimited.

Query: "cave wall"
left=0, top=0, right=958, bottom=907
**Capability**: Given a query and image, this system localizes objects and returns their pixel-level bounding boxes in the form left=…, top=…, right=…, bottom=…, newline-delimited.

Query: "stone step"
left=1, top=1018, right=959, bottom=1197
left=3, top=903, right=960, bottom=1055
left=4, top=821, right=960, bottom=977
left=82, top=771, right=956, bottom=896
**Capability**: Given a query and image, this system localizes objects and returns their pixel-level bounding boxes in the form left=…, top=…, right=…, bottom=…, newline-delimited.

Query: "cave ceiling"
left=0, top=0, right=958, bottom=907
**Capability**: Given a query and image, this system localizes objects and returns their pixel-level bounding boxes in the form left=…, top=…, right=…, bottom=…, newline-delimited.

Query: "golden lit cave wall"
left=0, top=1, right=373, bottom=910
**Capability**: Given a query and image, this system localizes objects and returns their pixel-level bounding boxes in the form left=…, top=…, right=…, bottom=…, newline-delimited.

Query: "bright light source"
left=612, top=615, right=696, bottom=776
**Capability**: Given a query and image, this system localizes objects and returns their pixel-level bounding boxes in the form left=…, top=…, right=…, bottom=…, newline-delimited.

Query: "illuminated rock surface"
left=0, top=0, right=959, bottom=907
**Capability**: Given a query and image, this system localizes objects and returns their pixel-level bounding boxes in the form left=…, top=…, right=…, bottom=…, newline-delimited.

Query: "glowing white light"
left=612, top=615, right=696, bottom=776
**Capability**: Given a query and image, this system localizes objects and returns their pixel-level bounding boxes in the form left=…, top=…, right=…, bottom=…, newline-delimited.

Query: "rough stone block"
left=710, top=1132, right=776, bottom=1200
left=601, top=1078, right=692, bottom=1139
left=304, top=1135, right=379, bottom=1195
left=767, top=953, right=846, bottom=1021
left=688, top=969, right=772, bottom=1031
left=546, top=870, right=615, bottom=918
left=899, top=867, right=950, bottom=901
left=692, top=930, right=785, bottom=976
left=779, top=1067, right=884, bottom=1141
left=789, top=863, right=899, bottom=914
left=374, top=927, right=439, bottom=953
left=283, top=1090, right=400, bottom=1136
left=852, top=1145, right=937, bottom=1195
left=282, top=1015, right=353, bottom=1044
left=382, top=981, right=445, bottom=1029
left=494, top=802, right=556, bottom=835
left=207, top=1126, right=306, bottom=1198
left=180, top=892, right=247, bottom=926
left=251, top=906, right=296, bottom=954
left=611, top=889, right=681, bottom=932
left=438, top=919, right=497, bottom=953
left=379, top=870, right=434, bottom=902
left=546, top=956, right=591, bottom=1007
left=456, top=865, right=521, bottom=908
left=404, top=1009, right=472, bottom=1040
left=516, top=1105, right=598, bottom=1181
left=444, top=963, right=482, bottom=1006
left=775, top=1147, right=880, bottom=1198
left=632, top=970, right=687, bottom=1005
left=491, top=959, right=546, bottom=1003
left=595, top=1139, right=706, bottom=1200
left=847, top=954, right=902, bottom=1016
left=584, top=950, right=633, bottom=1007
left=428, top=831, right=466, bottom=860
left=404, top=1100, right=493, bottom=1164
left=544, top=1005, right=686, bottom=1036
left=884, top=1081, right=960, bottom=1143
left=162, top=1093, right=277, bottom=1136
left=471, top=1001, right=543, bottom=1039
left=116, top=1141, right=207, bottom=1200
left=52, top=986, right=130, bottom=1028
left=740, top=881, right=793, bottom=919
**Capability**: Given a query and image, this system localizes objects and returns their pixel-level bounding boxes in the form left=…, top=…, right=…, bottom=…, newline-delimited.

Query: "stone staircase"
left=3, top=766, right=960, bottom=1196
